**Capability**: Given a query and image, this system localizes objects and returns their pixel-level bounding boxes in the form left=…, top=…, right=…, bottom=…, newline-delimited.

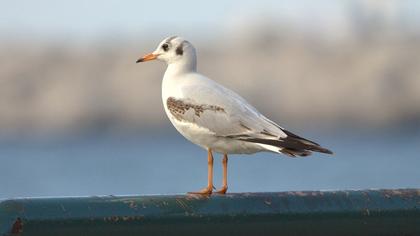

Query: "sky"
left=2, top=0, right=419, bottom=41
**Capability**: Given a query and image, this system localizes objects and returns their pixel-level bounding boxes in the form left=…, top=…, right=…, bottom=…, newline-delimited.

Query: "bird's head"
left=136, top=36, right=197, bottom=69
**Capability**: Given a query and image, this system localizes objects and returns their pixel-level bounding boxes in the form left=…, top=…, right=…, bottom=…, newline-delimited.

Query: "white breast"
left=162, top=71, right=212, bottom=149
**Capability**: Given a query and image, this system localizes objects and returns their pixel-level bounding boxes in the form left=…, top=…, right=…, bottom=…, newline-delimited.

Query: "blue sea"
left=0, top=128, right=419, bottom=199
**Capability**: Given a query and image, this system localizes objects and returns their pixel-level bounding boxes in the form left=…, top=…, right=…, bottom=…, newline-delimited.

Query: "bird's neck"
left=166, top=56, right=197, bottom=76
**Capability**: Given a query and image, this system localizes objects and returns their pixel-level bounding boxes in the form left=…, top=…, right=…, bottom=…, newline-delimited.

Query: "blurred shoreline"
left=1, top=4, right=420, bottom=136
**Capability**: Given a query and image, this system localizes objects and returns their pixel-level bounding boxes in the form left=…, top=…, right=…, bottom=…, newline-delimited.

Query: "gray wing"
left=166, top=76, right=333, bottom=157
left=167, top=77, right=287, bottom=139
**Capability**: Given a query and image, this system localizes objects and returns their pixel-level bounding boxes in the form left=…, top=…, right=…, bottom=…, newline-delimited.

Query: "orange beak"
left=136, top=53, right=158, bottom=63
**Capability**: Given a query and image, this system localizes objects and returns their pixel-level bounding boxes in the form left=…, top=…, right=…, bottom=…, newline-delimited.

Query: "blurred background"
left=1, top=0, right=419, bottom=198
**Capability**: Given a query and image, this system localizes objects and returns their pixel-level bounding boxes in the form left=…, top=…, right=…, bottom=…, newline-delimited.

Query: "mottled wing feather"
left=167, top=76, right=287, bottom=139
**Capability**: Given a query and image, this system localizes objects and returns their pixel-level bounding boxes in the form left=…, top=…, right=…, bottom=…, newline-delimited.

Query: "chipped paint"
left=60, top=204, right=66, bottom=212
left=0, top=189, right=419, bottom=235
left=175, top=198, right=193, bottom=214
left=10, top=217, right=23, bottom=234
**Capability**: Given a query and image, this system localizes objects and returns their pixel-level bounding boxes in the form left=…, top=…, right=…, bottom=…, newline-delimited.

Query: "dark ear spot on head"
left=176, top=44, right=183, bottom=56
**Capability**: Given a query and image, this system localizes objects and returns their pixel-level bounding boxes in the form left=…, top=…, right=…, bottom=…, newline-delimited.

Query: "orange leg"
left=188, top=149, right=214, bottom=195
left=215, top=154, right=228, bottom=194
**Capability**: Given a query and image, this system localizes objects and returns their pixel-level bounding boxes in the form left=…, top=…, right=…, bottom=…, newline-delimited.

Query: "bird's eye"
left=162, top=43, right=169, bottom=51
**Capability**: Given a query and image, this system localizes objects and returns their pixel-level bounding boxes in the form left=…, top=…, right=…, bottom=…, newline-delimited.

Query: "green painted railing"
left=1, top=189, right=419, bottom=236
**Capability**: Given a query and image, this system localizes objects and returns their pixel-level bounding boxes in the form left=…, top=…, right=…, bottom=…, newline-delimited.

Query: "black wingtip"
left=317, top=147, right=334, bottom=155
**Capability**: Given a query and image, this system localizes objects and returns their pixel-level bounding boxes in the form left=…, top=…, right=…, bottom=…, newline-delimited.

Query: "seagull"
left=136, top=36, right=333, bottom=195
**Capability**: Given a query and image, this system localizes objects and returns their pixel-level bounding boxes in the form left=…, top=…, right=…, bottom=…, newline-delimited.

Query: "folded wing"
left=168, top=76, right=332, bottom=157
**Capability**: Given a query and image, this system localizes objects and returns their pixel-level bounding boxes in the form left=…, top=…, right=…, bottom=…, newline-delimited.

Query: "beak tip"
left=136, top=53, right=157, bottom=63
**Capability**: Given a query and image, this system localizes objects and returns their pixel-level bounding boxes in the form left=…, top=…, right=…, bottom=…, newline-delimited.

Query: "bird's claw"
left=214, top=186, right=228, bottom=194
left=188, top=186, right=214, bottom=195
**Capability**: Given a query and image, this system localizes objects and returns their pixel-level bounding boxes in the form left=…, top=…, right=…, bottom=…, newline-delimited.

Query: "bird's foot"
left=188, top=186, right=213, bottom=195
left=214, top=186, right=228, bottom=194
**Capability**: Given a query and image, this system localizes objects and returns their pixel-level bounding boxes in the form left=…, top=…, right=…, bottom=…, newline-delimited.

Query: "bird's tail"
left=241, top=129, right=333, bottom=158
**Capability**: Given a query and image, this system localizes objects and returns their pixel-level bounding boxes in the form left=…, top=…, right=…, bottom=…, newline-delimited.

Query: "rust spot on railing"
left=10, top=217, right=23, bottom=234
